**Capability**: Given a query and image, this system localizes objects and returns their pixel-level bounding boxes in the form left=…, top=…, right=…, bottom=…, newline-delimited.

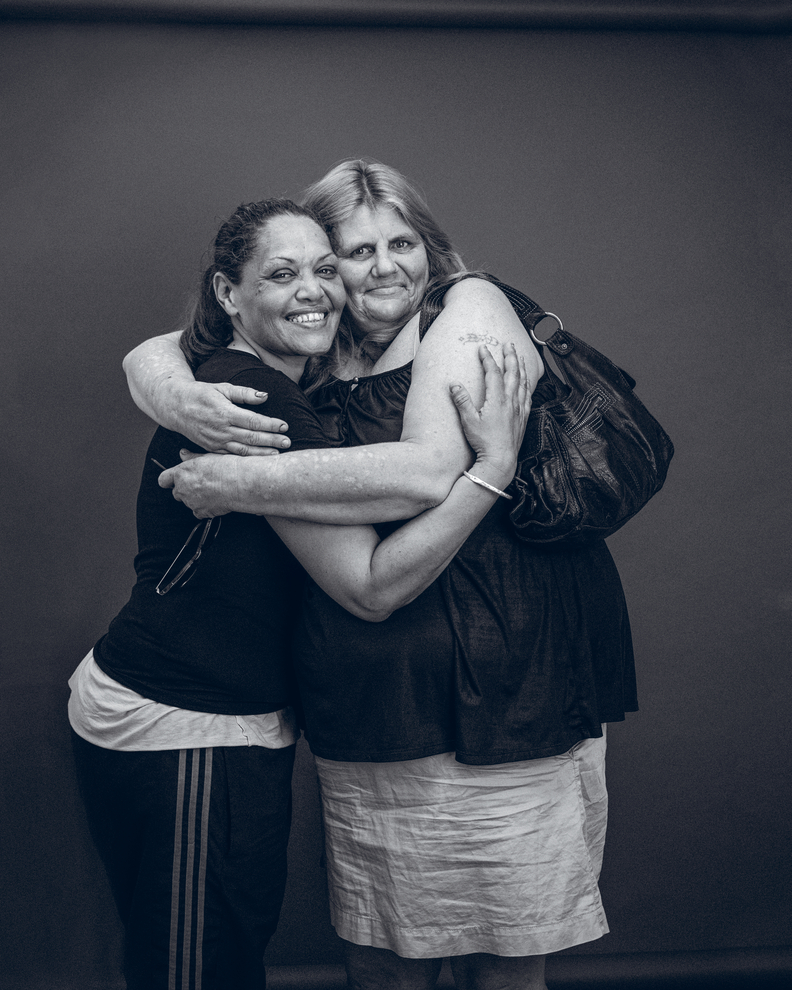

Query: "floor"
left=265, top=949, right=792, bottom=990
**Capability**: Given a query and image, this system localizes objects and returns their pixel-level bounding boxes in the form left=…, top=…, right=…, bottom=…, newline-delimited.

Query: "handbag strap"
left=418, top=273, right=640, bottom=399
left=418, top=272, right=571, bottom=389
left=418, top=271, right=547, bottom=342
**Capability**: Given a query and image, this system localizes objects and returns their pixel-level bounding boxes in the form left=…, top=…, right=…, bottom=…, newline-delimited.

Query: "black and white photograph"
left=1, top=2, right=790, bottom=988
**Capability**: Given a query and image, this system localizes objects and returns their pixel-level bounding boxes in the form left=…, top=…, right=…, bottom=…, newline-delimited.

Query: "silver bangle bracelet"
left=463, top=470, right=513, bottom=500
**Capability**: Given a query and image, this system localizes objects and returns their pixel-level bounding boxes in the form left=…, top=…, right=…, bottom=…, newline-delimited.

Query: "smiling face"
left=214, top=214, right=346, bottom=380
left=333, top=204, right=430, bottom=336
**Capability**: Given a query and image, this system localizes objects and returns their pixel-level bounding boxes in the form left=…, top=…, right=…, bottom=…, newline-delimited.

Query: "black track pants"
left=72, top=731, right=295, bottom=990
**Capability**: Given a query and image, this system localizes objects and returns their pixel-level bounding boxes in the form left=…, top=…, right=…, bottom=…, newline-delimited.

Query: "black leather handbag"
left=421, top=274, right=675, bottom=544
left=510, top=308, right=675, bottom=543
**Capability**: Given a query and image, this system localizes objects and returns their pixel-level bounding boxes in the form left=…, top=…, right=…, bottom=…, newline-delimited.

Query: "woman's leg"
left=449, top=953, right=547, bottom=990
left=71, top=731, right=294, bottom=990
left=343, top=942, right=443, bottom=990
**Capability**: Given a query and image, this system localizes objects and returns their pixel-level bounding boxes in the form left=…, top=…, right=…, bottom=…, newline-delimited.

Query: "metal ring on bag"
left=529, top=312, right=564, bottom=346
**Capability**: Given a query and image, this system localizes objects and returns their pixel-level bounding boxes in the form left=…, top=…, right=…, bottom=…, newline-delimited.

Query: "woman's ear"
left=213, top=271, right=238, bottom=318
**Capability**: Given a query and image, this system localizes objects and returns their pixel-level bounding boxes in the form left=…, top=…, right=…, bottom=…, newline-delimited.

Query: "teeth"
left=288, top=312, right=326, bottom=324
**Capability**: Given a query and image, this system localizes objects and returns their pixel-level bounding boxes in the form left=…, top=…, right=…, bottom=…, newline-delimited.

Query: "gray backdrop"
left=1, top=9, right=790, bottom=987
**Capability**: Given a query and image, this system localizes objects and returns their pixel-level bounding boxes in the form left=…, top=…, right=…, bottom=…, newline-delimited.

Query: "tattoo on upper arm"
left=458, top=333, right=501, bottom=346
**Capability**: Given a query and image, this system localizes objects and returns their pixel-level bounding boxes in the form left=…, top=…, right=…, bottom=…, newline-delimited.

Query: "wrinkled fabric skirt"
left=314, top=732, right=609, bottom=959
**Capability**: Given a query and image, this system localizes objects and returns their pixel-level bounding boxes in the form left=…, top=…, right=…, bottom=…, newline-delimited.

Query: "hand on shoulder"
left=167, top=379, right=290, bottom=455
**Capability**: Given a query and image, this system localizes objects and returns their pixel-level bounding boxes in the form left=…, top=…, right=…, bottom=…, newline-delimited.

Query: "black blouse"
left=293, top=286, right=638, bottom=765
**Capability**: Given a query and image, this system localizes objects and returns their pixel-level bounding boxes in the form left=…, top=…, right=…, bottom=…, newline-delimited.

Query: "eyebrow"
left=264, top=252, right=337, bottom=265
left=342, top=231, right=415, bottom=250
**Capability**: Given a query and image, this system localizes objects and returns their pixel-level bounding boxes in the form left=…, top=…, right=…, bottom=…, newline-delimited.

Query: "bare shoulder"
left=420, top=276, right=542, bottom=386
left=439, top=277, right=526, bottom=335
left=441, top=276, right=510, bottom=309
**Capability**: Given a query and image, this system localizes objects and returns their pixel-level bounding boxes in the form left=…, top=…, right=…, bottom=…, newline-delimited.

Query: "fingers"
left=229, top=427, right=291, bottom=451
left=208, top=383, right=291, bottom=447
left=231, top=413, right=290, bottom=438
left=449, top=382, right=475, bottom=412
left=493, top=344, right=530, bottom=415
left=511, top=350, right=530, bottom=421
left=214, top=383, right=269, bottom=406
left=477, top=344, right=507, bottom=405
left=449, top=381, right=483, bottom=446
left=204, top=423, right=291, bottom=455
left=519, top=355, right=532, bottom=422
left=457, top=343, right=528, bottom=419
left=514, top=351, right=529, bottom=394
left=479, top=343, right=525, bottom=406
left=157, top=452, right=201, bottom=494
left=209, top=430, right=290, bottom=455
left=499, top=343, right=520, bottom=398
left=478, top=343, right=501, bottom=373
left=158, top=467, right=176, bottom=490
left=224, top=443, right=282, bottom=457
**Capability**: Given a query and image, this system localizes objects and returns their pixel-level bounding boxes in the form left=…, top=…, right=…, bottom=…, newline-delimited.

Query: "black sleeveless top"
left=95, top=349, right=334, bottom=715
left=293, top=283, right=638, bottom=765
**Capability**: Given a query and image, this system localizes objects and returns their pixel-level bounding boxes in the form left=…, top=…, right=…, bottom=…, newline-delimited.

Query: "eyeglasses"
left=156, top=517, right=222, bottom=596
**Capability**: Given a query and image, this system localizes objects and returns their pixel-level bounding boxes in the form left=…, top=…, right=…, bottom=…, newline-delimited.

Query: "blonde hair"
left=300, top=158, right=467, bottom=388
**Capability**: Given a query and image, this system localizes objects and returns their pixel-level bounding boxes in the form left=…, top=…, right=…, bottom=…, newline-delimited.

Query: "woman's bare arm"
left=267, top=345, right=529, bottom=621
left=159, top=279, right=542, bottom=523
left=123, top=332, right=291, bottom=454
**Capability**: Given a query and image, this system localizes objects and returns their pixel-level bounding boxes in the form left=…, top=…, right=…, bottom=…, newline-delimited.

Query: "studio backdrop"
left=1, top=2, right=791, bottom=987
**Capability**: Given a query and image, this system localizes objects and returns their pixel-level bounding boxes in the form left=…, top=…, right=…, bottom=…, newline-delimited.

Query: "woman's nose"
left=296, top=274, right=323, bottom=300
left=371, top=247, right=398, bottom=277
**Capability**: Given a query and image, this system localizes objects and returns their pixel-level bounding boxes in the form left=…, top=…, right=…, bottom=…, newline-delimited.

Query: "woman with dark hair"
left=70, top=196, right=530, bottom=990
left=123, top=160, right=636, bottom=990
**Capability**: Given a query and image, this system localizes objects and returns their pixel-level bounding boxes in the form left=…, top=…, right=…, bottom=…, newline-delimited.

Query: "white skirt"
left=315, top=732, right=609, bottom=959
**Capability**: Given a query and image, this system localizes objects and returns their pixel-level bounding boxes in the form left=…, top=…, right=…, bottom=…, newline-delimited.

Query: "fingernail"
left=280, top=438, right=290, bottom=448
left=279, top=423, right=289, bottom=432
left=256, top=391, right=268, bottom=398
left=449, top=384, right=461, bottom=394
